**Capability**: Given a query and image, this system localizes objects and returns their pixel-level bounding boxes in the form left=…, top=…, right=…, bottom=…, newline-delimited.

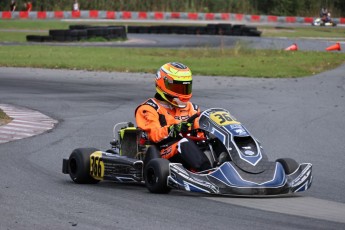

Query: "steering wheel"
left=181, top=112, right=207, bottom=141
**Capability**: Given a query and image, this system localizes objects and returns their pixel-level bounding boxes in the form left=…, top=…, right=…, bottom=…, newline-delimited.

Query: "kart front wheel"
left=276, top=158, right=299, bottom=175
left=144, top=158, right=171, bottom=194
left=68, top=148, right=100, bottom=184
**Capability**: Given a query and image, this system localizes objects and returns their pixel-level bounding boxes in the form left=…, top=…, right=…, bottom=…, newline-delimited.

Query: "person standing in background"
left=25, top=1, right=32, bottom=12
left=10, top=0, right=16, bottom=11
left=320, top=7, right=328, bottom=22
left=72, top=0, right=79, bottom=11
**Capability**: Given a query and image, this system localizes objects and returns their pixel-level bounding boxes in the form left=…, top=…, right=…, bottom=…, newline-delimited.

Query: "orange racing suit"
left=135, top=97, right=200, bottom=159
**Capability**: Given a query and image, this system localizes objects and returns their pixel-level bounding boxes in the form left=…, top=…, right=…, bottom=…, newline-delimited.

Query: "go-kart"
left=311, top=17, right=337, bottom=26
left=62, top=108, right=312, bottom=196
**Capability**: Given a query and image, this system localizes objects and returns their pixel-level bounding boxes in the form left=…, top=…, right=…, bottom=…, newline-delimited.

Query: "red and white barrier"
left=0, top=10, right=344, bottom=24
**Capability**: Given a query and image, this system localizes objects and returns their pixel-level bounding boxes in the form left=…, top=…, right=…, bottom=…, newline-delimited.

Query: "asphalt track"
left=2, top=33, right=345, bottom=52
left=0, top=37, right=345, bottom=229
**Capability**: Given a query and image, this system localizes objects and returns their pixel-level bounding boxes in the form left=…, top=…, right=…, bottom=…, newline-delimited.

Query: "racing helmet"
left=155, top=62, right=192, bottom=108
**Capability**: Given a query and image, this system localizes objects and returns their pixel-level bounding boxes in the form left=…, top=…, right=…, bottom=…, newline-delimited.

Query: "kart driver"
left=135, top=62, right=211, bottom=171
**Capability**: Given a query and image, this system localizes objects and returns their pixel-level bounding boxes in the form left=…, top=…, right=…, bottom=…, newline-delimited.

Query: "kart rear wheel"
left=68, top=148, right=100, bottom=184
left=144, top=158, right=171, bottom=194
left=143, top=145, right=161, bottom=167
left=276, top=158, right=299, bottom=174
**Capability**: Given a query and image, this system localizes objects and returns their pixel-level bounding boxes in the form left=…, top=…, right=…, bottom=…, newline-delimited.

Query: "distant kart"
left=312, top=17, right=337, bottom=26
left=62, top=108, right=312, bottom=196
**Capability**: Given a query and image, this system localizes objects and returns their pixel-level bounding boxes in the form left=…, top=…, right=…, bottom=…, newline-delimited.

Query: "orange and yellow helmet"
left=155, top=62, right=192, bottom=108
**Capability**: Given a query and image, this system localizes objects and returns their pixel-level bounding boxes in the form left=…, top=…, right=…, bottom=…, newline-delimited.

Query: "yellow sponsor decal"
left=210, top=111, right=240, bottom=126
left=168, top=67, right=191, bottom=77
left=169, top=66, right=179, bottom=75
left=90, top=151, right=104, bottom=180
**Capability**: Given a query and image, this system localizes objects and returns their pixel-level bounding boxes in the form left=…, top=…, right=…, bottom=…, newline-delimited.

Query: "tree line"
left=1, top=0, right=345, bottom=17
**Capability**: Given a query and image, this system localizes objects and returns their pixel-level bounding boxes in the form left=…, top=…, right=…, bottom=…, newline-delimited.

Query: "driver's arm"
left=135, top=105, right=174, bottom=143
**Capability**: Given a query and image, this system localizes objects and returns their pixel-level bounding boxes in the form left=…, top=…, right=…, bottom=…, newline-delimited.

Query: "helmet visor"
left=164, top=79, right=192, bottom=95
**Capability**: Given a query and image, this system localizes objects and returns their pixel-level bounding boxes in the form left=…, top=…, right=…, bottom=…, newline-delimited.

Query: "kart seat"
left=118, top=125, right=154, bottom=160
left=119, top=128, right=140, bottom=158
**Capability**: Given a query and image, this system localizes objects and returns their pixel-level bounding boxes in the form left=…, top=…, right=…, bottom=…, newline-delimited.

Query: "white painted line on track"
left=7, top=122, right=53, bottom=129
left=0, top=104, right=58, bottom=144
left=10, top=119, right=54, bottom=125
left=206, top=196, right=345, bottom=224
left=0, top=130, right=33, bottom=136
left=1, top=126, right=44, bottom=132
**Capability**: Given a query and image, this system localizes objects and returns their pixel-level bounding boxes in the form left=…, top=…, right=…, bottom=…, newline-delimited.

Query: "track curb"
left=0, top=104, right=58, bottom=144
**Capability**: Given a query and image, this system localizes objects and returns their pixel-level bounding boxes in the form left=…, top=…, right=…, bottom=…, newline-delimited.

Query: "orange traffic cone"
left=285, top=43, right=298, bottom=51
left=326, top=42, right=341, bottom=51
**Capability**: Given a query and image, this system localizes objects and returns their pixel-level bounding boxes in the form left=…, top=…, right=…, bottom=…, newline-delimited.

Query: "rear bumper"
left=62, top=159, right=69, bottom=174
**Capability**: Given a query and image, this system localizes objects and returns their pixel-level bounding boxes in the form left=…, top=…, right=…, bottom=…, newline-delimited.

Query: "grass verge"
left=0, top=44, right=344, bottom=77
left=0, top=20, right=345, bottom=77
left=0, top=20, right=72, bottom=30
left=0, top=109, right=12, bottom=126
left=261, top=26, right=345, bottom=39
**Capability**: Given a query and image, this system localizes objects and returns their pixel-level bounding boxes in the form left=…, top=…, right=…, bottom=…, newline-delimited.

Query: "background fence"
left=1, top=0, right=345, bottom=17
left=1, top=10, right=345, bottom=25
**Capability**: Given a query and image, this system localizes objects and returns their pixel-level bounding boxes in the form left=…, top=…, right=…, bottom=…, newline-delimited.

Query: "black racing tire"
left=69, top=25, right=91, bottom=30
left=276, top=158, right=299, bottom=174
left=26, top=35, right=44, bottom=42
left=144, top=158, right=171, bottom=194
left=68, top=148, right=100, bottom=184
left=143, top=145, right=161, bottom=167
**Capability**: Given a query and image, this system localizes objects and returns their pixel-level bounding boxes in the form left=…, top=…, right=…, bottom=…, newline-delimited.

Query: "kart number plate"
left=210, top=111, right=239, bottom=126
left=90, top=151, right=105, bottom=179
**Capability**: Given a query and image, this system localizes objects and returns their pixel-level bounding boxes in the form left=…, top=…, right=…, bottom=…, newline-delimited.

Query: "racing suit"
left=135, top=94, right=211, bottom=171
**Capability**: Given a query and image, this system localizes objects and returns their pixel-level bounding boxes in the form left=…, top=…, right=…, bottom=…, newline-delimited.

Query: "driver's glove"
left=168, top=122, right=192, bottom=138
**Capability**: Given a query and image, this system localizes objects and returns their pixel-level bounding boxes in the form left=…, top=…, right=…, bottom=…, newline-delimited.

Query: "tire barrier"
left=26, top=25, right=127, bottom=42
left=1, top=10, right=345, bottom=25
left=127, top=24, right=262, bottom=37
